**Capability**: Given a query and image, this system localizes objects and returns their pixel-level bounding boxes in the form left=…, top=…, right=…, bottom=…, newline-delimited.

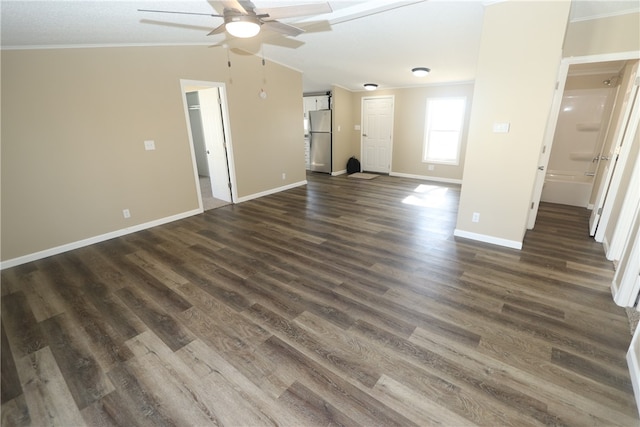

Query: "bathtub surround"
left=455, top=1, right=572, bottom=249
left=541, top=85, right=617, bottom=208
left=540, top=171, right=594, bottom=207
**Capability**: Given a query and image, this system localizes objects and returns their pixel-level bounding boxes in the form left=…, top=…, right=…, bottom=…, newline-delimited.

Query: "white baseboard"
left=0, top=208, right=202, bottom=270
left=2, top=181, right=310, bottom=270
left=235, top=180, right=307, bottom=203
left=332, top=169, right=347, bottom=176
left=390, top=172, right=462, bottom=185
left=453, top=229, right=523, bottom=250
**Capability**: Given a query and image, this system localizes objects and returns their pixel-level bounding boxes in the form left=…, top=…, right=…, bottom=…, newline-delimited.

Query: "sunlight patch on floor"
left=402, top=184, right=449, bottom=208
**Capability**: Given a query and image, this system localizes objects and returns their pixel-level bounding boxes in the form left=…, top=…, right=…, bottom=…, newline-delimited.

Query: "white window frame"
left=422, top=97, right=466, bottom=166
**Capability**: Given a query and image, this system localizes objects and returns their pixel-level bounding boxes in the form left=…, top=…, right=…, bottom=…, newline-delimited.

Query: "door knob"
left=362, top=134, right=367, bottom=137
left=538, top=166, right=544, bottom=171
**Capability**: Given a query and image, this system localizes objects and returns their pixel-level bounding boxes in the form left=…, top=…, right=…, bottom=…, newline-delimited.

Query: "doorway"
left=361, top=96, right=394, bottom=173
left=181, top=80, right=236, bottom=211
left=527, top=55, right=639, bottom=230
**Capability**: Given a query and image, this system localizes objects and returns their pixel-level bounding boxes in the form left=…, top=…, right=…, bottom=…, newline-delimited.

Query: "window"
left=423, top=97, right=466, bottom=165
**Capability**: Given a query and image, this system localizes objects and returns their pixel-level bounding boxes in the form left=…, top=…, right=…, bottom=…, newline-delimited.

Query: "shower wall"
left=548, top=87, right=614, bottom=174
left=544, top=73, right=617, bottom=207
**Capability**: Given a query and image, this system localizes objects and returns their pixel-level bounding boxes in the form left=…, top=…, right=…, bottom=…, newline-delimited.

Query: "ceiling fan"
left=138, top=0, right=332, bottom=39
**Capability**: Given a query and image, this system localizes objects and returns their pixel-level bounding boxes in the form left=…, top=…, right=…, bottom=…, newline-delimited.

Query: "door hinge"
left=531, top=202, right=535, bottom=209
left=635, top=75, right=640, bottom=86
left=555, top=81, right=559, bottom=90
left=542, top=145, right=546, bottom=154
left=228, top=182, right=232, bottom=189
left=597, top=207, right=602, bottom=215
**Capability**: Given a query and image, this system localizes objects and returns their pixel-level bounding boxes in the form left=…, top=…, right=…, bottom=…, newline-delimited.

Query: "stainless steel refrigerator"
left=309, top=109, right=332, bottom=173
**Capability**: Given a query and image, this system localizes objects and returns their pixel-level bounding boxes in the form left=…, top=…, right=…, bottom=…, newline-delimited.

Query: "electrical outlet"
left=123, top=209, right=131, bottom=219
left=428, top=165, right=435, bottom=171
left=472, top=212, right=480, bottom=223
left=144, top=140, right=155, bottom=151
left=282, top=173, right=286, bottom=180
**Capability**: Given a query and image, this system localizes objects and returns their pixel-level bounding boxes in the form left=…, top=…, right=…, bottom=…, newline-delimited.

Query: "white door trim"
left=612, top=199, right=640, bottom=306
left=361, top=95, right=394, bottom=174
left=596, top=88, right=639, bottom=245
left=527, top=51, right=640, bottom=230
left=627, top=311, right=640, bottom=414
left=607, top=148, right=639, bottom=261
left=590, top=62, right=639, bottom=235
left=180, top=79, right=238, bottom=208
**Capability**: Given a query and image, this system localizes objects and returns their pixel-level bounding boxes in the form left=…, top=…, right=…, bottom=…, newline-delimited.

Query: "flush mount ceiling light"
left=364, top=83, right=378, bottom=91
left=225, top=15, right=261, bottom=38
left=412, top=67, right=431, bottom=77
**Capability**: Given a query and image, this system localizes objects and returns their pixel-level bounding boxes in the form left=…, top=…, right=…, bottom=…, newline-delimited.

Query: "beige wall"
left=564, top=12, right=640, bottom=58
left=228, top=53, right=305, bottom=195
left=1, top=45, right=304, bottom=262
left=350, top=83, right=474, bottom=182
left=330, top=86, right=356, bottom=173
left=455, top=1, right=571, bottom=246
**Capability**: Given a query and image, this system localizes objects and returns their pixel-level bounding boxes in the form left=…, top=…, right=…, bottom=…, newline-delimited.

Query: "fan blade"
left=295, top=20, right=332, bottom=34
left=207, top=23, right=227, bottom=36
left=220, top=0, right=249, bottom=14
left=261, top=21, right=305, bottom=37
left=238, top=0, right=258, bottom=13
left=140, top=19, right=217, bottom=33
left=137, top=9, right=223, bottom=17
left=256, top=2, right=332, bottom=20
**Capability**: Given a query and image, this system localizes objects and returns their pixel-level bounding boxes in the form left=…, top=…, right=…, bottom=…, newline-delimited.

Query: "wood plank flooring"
left=2, top=172, right=638, bottom=426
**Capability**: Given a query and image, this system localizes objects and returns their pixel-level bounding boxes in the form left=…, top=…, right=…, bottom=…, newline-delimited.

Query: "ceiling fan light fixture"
left=412, top=67, right=430, bottom=77
left=364, top=83, right=378, bottom=91
left=225, top=15, right=261, bottom=38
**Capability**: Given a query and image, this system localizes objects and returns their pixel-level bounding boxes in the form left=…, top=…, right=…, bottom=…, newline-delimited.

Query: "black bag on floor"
left=347, top=156, right=361, bottom=174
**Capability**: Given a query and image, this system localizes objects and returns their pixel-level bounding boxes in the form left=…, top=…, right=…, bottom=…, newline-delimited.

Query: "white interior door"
left=590, top=62, right=639, bottom=235
left=527, top=63, right=568, bottom=230
left=362, top=97, right=394, bottom=173
left=595, top=86, right=639, bottom=245
left=607, top=132, right=639, bottom=262
left=199, top=87, right=232, bottom=203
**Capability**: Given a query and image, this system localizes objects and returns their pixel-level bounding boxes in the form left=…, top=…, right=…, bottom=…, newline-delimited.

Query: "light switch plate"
left=144, top=140, right=156, bottom=150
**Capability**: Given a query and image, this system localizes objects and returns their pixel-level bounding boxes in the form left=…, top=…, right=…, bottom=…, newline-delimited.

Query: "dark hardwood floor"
left=2, top=172, right=637, bottom=426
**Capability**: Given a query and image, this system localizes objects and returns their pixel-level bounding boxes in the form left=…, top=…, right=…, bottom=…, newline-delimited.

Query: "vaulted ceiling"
left=2, top=1, right=638, bottom=92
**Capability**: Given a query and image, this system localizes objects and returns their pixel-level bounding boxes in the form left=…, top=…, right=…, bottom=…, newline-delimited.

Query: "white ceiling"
left=2, top=0, right=638, bottom=92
